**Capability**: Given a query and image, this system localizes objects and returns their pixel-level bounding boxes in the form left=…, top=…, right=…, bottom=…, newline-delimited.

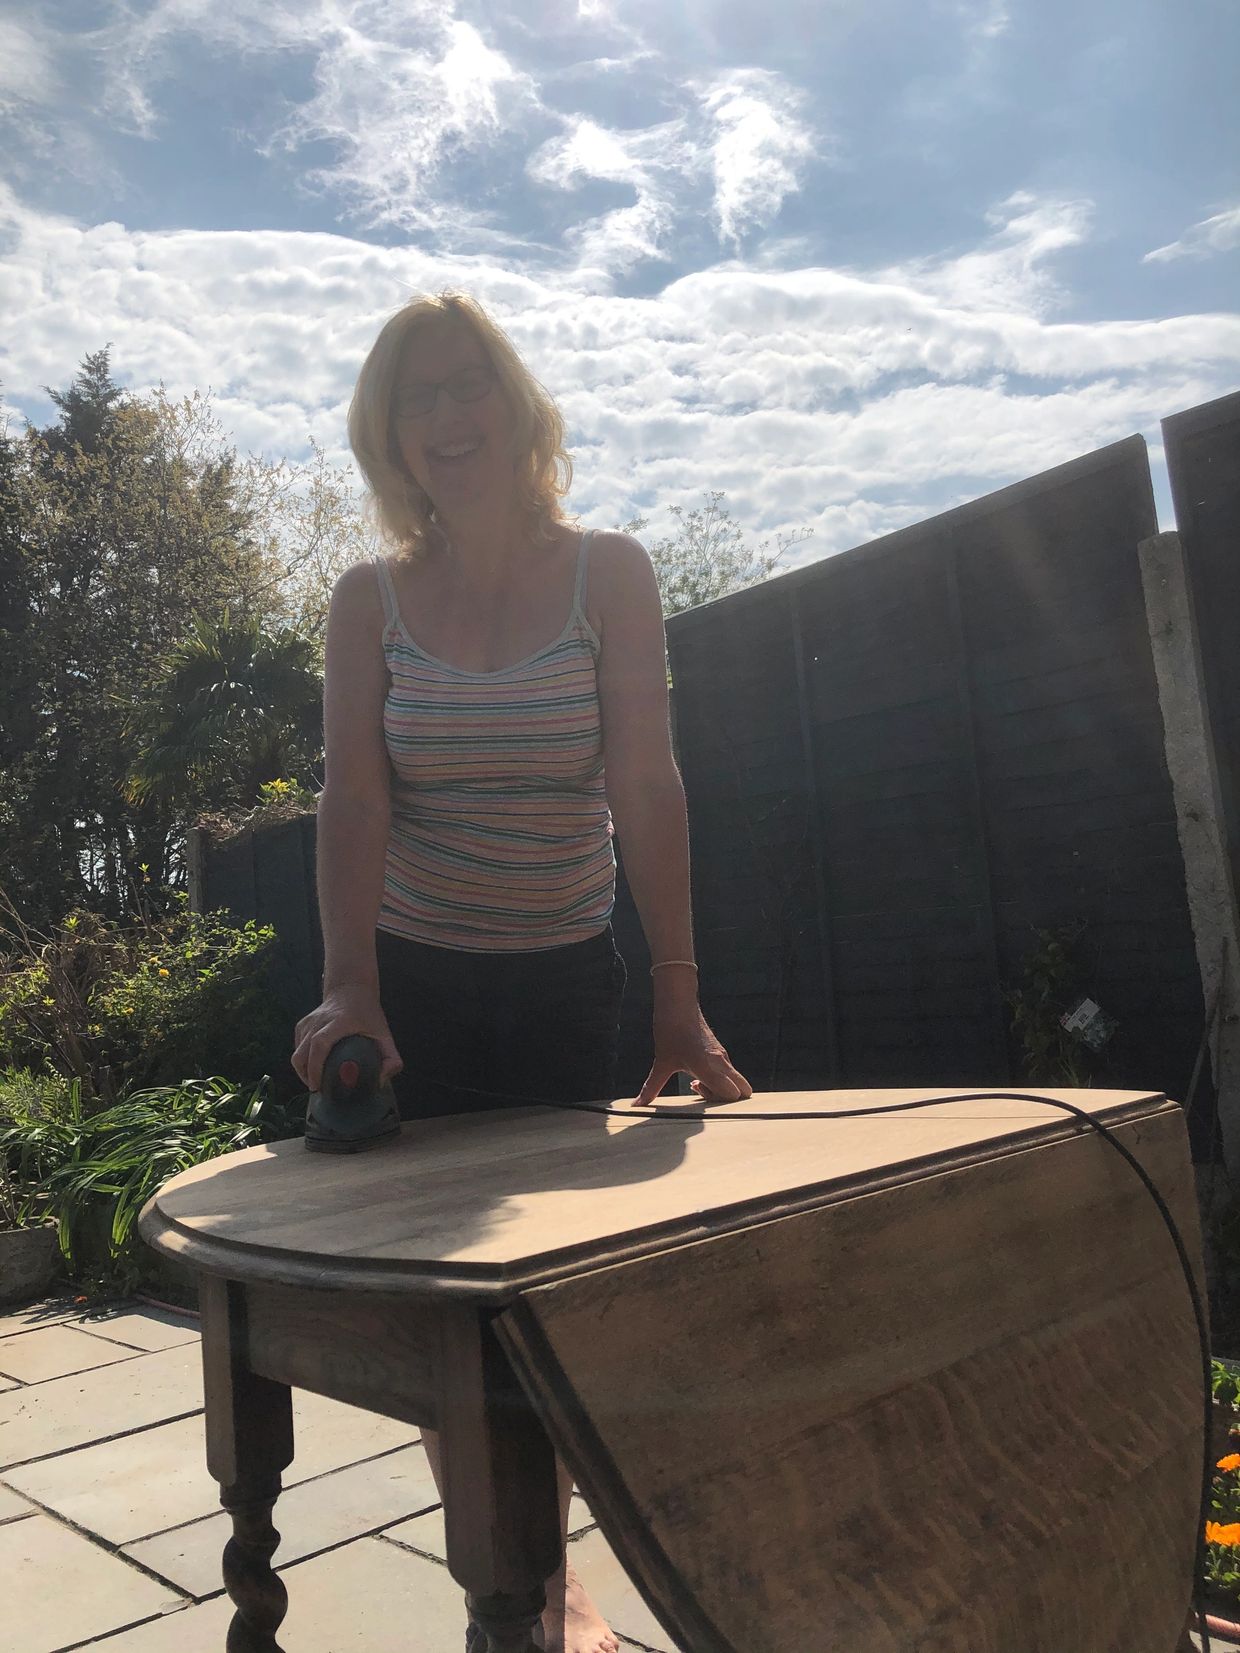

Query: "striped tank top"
left=371, top=529, right=616, bottom=952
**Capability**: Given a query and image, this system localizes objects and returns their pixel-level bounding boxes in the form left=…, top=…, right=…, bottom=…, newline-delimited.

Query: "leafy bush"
left=1215, top=1359, right=1240, bottom=1410
left=0, top=1065, right=77, bottom=1129
left=0, top=1068, right=75, bottom=1233
left=1003, top=923, right=1100, bottom=1087
left=0, top=1073, right=303, bottom=1275
left=0, top=891, right=296, bottom=1111
left=1208, top=1359, right=1240, bottom=1602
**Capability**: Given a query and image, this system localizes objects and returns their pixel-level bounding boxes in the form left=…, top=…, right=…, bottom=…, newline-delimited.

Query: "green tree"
left=619, top=490, right=812, bottom=617
left=115, top=611, right=324, bottom=812
left=0, top=350, right=335, bottom=933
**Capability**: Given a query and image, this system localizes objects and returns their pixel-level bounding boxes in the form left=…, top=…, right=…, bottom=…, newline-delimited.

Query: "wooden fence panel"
left=668, top=588, right=830, bottom=1091
left=660, top=435, right=1216, bottom=1147
left=955, top=439, right=1206, bottom=1116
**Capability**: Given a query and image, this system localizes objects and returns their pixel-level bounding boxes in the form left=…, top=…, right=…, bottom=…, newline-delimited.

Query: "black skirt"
left=374, top=923, right=627, bottom=1120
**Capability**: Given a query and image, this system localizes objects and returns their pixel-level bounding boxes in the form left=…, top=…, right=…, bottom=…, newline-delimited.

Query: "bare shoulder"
left=589, top=528, right=652, bottom=567
left=583, top=530, right=659, bottom=642
left=587, top=529, right=658, bottom=600
left=328, top=555, right=390, bottom=638
left=335, top=555, right=383, bottom=601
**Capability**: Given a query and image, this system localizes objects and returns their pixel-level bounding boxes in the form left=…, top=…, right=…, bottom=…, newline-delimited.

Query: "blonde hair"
left=347, top=289, right=577, bottom=560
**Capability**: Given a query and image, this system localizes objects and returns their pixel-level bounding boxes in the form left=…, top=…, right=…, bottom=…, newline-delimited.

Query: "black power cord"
left=438, top=1081, right=1216, bottom=1650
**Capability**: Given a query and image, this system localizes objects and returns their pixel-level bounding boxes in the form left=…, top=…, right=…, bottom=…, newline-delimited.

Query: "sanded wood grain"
left=496, top=1106, right=1203, bottom=1653
left=138, top=1088, right=1170, bottom=1300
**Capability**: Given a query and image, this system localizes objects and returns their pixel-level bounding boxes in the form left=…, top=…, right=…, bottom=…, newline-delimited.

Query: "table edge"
left=136, top=1093, right=1175, bottom=1305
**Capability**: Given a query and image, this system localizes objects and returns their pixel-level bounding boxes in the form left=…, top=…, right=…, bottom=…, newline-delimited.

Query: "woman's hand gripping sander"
left=303, top=1033, right=402, bottom=1153
left=294, top=988, right=404, bottom=1153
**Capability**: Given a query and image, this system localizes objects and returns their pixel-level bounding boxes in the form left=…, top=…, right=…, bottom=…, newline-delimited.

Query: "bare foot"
left=540, top=1557, right=620, bottom=1653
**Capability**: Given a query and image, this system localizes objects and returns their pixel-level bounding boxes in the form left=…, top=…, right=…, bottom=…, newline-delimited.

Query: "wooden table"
left=138, top=1087, right=1206, bottom=1653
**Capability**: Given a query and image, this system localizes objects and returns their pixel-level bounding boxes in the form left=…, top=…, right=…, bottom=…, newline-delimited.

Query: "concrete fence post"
left=1138, top=531, right=1240, bottom=1187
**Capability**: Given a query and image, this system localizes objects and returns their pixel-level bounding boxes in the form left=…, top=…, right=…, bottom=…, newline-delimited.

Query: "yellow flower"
left=1206, top=1521, right=1240, bottom=1546
left=158, top=968, right=169, bottom=977
left=124, top=1006, right=134, bottom=1014
left=1218, top=1454, right=1240, bottom=1472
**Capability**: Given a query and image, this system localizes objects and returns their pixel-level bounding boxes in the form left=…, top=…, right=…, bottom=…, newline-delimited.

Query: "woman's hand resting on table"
left=291, top=985, right=404, bottom=1093
left=635, top=996, right=753, bottom=1106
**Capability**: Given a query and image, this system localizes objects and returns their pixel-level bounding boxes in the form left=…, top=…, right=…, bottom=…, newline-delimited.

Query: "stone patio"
left=2, top=1291, right=1234, bottom=1652
left=0, top=1293, right=677, bottom=1653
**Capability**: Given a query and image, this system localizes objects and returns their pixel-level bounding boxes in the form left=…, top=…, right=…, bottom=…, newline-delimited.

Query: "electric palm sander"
left=304, top=1034, right=401, bottom=1154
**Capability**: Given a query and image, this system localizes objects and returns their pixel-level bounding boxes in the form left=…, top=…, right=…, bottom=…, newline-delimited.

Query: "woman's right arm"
left=292, top=561, right=402, bottom=1090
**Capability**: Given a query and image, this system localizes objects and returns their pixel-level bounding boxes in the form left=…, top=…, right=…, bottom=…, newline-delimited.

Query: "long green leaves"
left=0, top=1074, right=290, bottom=1266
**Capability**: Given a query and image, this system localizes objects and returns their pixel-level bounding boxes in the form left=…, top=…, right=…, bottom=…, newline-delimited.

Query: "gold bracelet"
left=650, top=960, right=698, bottom=973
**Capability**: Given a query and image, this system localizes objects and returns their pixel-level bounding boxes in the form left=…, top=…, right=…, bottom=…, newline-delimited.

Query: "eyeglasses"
left=393, top=363, right=496, bottom=419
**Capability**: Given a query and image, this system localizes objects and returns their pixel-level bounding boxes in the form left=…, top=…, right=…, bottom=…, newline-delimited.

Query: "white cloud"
left=264, top=16, right=542, bottom=235
left=694, top=69, right=820, bottom=248
left=884, top=192, right=1094, bottom=316
left=526, top=109, right=709, bottom=278
left=957, top=0, right=1011, bottom=42
left=524, top=67, right=820, bottom=278
left=7, top=3, right=821, bottom=279
left=17, top=0, right=536, bottom=240
left=2, top=182, right=1236, bottom=569
left=527, top=117, right=651, bottom=190
left=0, top=18, right=62, bottom=114
left=1143, top=206, right=1240, bottom=265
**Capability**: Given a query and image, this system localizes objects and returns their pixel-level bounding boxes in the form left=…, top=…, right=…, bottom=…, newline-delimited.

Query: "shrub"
left=0, top=1073, right=303, bottom=1279
left=1207, top=1359, right=1240, bottom=1603
left=1003, top=923, right=1101, bottom=1087
left=0, top=1065, right=77, bottom=1130
left=0, top=891, right=295, bottom=1111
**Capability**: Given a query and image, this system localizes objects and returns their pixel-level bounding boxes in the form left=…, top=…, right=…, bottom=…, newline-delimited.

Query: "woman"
left=292, top=289, right=752, bottom=1653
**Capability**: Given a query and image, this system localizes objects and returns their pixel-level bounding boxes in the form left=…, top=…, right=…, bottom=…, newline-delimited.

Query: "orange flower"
left=1206, top=1521, right=1240, bottom=1546
left=1218, top=1454, right=1240, bottom=1472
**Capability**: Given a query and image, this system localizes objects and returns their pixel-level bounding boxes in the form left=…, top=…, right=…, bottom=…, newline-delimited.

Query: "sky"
left=1, top=0, right=1238, bottom=567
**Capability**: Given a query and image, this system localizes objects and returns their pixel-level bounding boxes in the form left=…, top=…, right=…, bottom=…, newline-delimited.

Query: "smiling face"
left=391, top=317, right=520, bottom=516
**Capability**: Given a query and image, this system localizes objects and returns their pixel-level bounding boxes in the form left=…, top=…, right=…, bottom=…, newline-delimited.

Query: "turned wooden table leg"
left=466, top=1586, right=548, bottom=1653
left=200, top=1277, right=296, bottom=1653
left=441, top=1306, right=563, bottom=1653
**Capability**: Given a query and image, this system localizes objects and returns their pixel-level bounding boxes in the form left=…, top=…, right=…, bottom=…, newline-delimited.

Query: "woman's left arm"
left=592, top=532, right=753, bottom=1107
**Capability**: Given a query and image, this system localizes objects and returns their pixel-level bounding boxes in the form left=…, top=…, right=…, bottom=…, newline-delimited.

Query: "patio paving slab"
left=0, top=1295, right=85, bottom=1339
left=0, top=1480, right=35, bottom=1523
left=0, top=1322, right=149, bottom=1383
left=385, top=1488, right=596, bottom=1561
left=5, top=1412, right=226, bottom=1545
left=127, top=1441, right=441, bottom=1596
left=0, top=1510, right=183, bottom=1652
left=68, top=1304, right=201, bottom=1351
left=91, top=1535, right=491, bottom=1652
left=0, top=1339, right=202, bottom=1469
left=5, top=1384, right=422, bottom=1546
left=278, top=1385, right=423, bottom=1483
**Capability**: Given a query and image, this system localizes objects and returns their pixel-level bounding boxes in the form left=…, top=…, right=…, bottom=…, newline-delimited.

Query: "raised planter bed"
left=0, top=1223, right=62, bottom=1307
